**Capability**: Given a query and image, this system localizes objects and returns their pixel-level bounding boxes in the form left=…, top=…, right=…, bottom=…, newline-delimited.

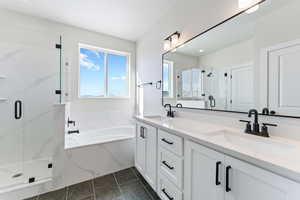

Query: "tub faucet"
left=68, top=130, right=80, bottom=134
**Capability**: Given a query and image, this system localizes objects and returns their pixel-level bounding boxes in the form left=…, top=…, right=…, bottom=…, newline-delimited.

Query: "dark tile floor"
left=25, top=167, right=160, bottom=200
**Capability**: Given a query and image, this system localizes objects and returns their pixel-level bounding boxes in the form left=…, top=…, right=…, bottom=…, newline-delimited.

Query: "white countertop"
left=135, top=115, right=300, bottom=183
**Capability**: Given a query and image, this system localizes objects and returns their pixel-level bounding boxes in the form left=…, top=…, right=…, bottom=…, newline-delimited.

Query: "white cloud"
left=111, top=76, right=127, bottom=80
left=80, top=53, right=100, bottom=71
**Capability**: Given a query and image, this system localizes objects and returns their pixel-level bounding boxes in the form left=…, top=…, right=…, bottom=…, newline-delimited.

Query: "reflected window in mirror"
left=162, top=0, right=300, bottom=118
left=163, top=60, right=173, bottom=98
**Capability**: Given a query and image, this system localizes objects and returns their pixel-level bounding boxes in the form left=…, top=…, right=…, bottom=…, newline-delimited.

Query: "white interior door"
left=268, top=41, right=300, bottom=116
left=230, top=64, right=254, bottom=111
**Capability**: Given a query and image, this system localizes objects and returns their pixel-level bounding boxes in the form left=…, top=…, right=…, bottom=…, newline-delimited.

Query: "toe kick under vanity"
left=134, top=116, right=300, bottom=200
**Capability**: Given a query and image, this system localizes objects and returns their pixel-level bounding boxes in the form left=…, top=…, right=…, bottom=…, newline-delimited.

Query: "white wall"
left=136, top=0, right=300, bottom=141
left=199, top=39, right=254, bottom=68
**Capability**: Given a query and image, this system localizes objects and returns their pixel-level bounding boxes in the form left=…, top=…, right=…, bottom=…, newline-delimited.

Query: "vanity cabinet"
left=135, top=122, right=157, bottom=190
left=184, top=140, right=224, bottom=200
left=184, top=140, right=300, bottom=200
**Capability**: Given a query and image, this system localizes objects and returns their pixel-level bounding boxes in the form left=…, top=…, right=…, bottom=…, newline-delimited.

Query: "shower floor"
left=0, top=158, right=52, bottom=193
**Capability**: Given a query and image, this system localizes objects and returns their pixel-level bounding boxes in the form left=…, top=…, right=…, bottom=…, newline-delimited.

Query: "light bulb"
left=164, top=39, right=171, bottom=51
left=171, top=33, right=179, bottom=45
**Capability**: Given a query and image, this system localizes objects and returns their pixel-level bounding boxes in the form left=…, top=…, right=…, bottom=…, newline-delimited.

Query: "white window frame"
left=163, top=60, right=174, bottom=98
left=78, top=43, right=131, bottom=99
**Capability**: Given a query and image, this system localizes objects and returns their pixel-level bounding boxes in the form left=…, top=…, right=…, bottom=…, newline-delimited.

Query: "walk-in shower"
left=0, top=27, right=63, bottom=192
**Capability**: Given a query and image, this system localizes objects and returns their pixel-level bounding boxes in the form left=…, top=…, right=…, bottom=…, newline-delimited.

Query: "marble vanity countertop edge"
left=134, top=115, right=300, bottom=184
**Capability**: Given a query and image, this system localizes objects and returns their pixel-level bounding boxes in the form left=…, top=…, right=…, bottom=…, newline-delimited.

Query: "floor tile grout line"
left=91, top=179, right=96, bottom=200
left=130, top=167, right=157, bottom=200
left=65, top=186, right=69, bottom=200
left=113, top=173, right=124, bottom=196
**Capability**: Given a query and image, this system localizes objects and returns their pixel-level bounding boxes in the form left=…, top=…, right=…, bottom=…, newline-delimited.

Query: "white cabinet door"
left=269, top=42, right=300, bottom=116
left=135, top=123, right=157, bottom=190
left=135, top=124, right=146, bottom=174
left=184, top=141, right=224, bottom=200
left=144, top=123, right=158, bottom=190
left=224, top=156, right=300, bottom=200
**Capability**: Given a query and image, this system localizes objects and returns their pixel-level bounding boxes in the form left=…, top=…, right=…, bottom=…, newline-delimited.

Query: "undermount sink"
left=144, top=115, right=170, bottom=122
left=209, top=130, right=296, bottom=156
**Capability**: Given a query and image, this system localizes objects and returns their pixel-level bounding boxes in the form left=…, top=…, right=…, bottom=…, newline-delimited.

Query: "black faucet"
left=262, top=108, right=269, bottom=115
left=239, top=109, right=277, bottom=137
left=67, top=117, right=76, bottom=127
left=248, top=109, right=260, bottom=133
left=164, top=104, right=175, bottom=118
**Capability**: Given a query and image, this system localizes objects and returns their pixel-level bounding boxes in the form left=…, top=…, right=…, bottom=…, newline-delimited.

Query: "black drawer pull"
left=215, top=161, right=221, bottom=185
left=14, top=100, right=22, bottom=120
left=162, top=188, right=174, bottom=200
left=226, top=166, right=232, bottom=192
left=162, top=138, right=174, bottom=145
left=162, top=161, right=174, bottom=170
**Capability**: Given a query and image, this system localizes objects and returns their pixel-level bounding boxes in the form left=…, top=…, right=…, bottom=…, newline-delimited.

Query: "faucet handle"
left=239, top=120, right=252, bottom=133
left=262, top=123, right=278, bottom=127
left=261, top=123, right=277, bottom=137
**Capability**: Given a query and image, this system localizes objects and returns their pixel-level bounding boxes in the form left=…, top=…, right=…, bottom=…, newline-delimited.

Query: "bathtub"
left=65, top=125, right=135, bottom=149
left=64, top=125, right=135, bottom=186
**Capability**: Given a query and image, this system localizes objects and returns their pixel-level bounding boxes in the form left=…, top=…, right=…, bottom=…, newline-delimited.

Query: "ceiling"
left=0, top=0, right=178, bottom=41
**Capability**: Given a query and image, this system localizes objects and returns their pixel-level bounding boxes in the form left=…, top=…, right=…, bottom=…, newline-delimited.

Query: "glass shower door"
left=0, top=26, right=62, bottom=189
left=22, top=31, right=61, bottom=184
left=0, top=34, right=26, bottom=189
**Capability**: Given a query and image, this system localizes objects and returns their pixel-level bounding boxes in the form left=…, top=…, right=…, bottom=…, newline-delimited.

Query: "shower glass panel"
left=0, top=26, right=61, bottom=190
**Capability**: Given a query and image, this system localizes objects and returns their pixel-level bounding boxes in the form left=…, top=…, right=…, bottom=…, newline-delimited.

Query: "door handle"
left=226, top=165, right=232, bottom=192
left=14, top=100, right=22, bottom=120
left=140, top=127, right=144, bottom=138
left=215, top=161, right=221, bottom=185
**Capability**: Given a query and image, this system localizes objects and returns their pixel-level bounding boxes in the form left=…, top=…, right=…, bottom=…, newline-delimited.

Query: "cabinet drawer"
left=158, top=173, right=182, bottom=200
left=159, top=130, right=183, bottom=156
left=159, top=147, right=183, bottom=189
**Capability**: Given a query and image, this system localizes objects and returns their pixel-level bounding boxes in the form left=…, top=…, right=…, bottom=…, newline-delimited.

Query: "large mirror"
left=163, top=0, right=300, bottom=118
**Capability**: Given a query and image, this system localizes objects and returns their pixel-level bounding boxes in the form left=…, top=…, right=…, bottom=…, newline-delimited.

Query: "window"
left=163, top=60, right=173, bottom=98
left=79, top=44, right=130, bottom=98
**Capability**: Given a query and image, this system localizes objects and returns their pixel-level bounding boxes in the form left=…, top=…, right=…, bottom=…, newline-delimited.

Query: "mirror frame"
left=161, top=0, right=300, bottom=119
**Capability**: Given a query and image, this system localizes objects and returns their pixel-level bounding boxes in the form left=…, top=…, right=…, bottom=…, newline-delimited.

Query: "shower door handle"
left=15, top=100, right=22, bottom=119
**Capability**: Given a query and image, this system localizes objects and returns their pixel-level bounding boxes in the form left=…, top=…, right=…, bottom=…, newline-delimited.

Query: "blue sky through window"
left=80, top=47, right=128, bottom=97
left=107, top=54, right=128, bottom=96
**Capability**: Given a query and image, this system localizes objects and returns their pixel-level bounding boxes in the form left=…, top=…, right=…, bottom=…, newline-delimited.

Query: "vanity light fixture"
left=164, top=38, right=171, bottom=51
left=171, top=32, right=180, bottom=45
left=199, top=49, right=204, bottom=53
left=163, top=31, right=181, bottom=51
